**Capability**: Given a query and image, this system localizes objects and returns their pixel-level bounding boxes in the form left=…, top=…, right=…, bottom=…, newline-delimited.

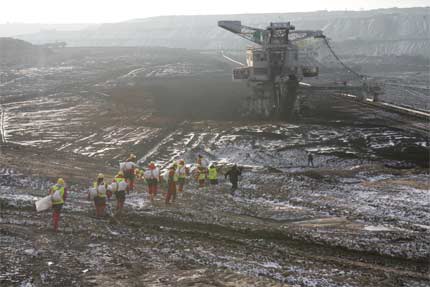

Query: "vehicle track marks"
left=0, top=104, right=6, bottom=143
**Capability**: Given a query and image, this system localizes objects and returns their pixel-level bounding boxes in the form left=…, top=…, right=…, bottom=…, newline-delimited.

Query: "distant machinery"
left=218, top=20, right=385, bottom=118
left=218, top=20, right=325, bottom=118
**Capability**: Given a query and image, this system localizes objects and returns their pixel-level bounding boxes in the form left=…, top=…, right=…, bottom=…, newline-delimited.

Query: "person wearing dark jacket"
left=225, top=164, right=241, bottom=194
left=165, top=165, right=177, bottom=205
left=307, top=151, right=314, bottom=167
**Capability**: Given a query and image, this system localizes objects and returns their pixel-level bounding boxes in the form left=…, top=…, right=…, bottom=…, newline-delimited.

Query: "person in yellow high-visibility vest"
left=49, top=178, right=67, bottom=232
left=208, top=164, right=218, bottom=185
left=196, top=165, right=207, bottom=188
left=176, top=159, right=188, bottom=193
left=112, top=171, right=126, bottom=214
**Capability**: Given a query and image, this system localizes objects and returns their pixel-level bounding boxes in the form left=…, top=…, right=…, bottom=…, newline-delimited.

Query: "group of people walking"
left=47, top=150, right=317, bottom=231
left=47, top=153, right=243, bottom=232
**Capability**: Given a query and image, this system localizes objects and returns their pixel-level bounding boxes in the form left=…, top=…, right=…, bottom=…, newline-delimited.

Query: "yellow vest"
left=198, top=170, right=206, bottom=180
left=115, top=177, right=125, bottom=183
left=51, top=184, right=65, bottom=205
left=208, top=167, right=217, bottom=180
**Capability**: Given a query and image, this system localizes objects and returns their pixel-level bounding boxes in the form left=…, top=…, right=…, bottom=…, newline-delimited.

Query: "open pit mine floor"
left=1, top=48, right=429, bottom=286
left=1, top=116, right=429, bottom=287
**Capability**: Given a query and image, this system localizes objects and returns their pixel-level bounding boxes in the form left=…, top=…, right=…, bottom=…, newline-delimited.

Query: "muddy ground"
left=0, top=47, right=429, bottom=287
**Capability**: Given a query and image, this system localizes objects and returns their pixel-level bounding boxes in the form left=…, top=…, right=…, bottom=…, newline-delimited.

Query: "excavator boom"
left=289, top=30, right=325, bottom=42
left=218, top=21, right=266, bottom=45
left=218, top=21, right=324, bottom=46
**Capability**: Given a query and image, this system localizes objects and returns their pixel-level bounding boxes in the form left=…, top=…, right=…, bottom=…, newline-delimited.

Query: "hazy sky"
left=1, top=0, right=429, bottom=23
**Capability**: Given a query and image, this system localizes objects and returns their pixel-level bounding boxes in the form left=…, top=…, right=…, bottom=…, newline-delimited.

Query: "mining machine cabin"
left=218, top=20, right=324, bottom=118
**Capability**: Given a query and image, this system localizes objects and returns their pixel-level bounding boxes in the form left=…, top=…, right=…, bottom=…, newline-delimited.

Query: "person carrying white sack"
left=92, top=173, right=108, bottom=218
left=144, top=161, right=160, bottom=203
left=48, top=178, right=67, bottom=232
left=110, top=171, right=128, bottom=214
left=122, top=154, right=139, bottom=193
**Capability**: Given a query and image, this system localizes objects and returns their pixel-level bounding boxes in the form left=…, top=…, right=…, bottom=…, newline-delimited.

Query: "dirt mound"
left=0, top=37, right=51, bottom=67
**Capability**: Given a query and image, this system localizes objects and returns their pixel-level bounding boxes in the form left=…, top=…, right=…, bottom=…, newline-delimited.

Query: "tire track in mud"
left=11, top=203, right=427, bottom=283
left=1, top=166, right=429, bottom=286
left=138, top=130, right=178, bottom=167
left=0, top=104, right=6, bottom=143
left=121, top=212, right=430, bottom=282
left=2, top=206, right=428, bottom=285
left=137, top=125, right=215, bottom=168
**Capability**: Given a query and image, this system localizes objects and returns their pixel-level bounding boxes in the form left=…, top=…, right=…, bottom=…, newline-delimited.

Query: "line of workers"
left=48, top=154, right=242, bottom=231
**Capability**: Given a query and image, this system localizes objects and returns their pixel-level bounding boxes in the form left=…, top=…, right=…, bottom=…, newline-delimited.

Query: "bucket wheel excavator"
left=218, top=20, right=383, bottom=119
left=218, top=20, right=325, bottom=118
